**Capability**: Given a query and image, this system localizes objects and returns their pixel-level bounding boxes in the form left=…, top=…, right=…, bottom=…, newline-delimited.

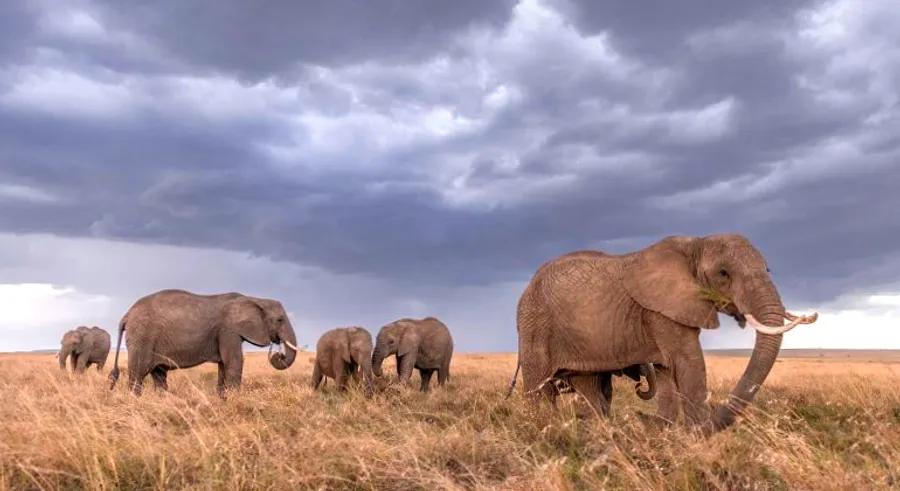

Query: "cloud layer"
left=1, top=0, right=898, bottom=349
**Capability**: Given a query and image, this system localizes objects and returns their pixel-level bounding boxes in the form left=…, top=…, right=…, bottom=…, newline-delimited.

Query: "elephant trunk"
left=269, top=323, right=297, bottom=370
left=359, top=354, right=375, bottom=397
left=711, top=281, right=785, bottom=432
left=372, top=346, right=385, bottom=377
left=59, top=347, right=71, bottom=371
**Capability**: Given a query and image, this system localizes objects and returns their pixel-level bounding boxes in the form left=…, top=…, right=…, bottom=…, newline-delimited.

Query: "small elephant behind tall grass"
left=59, top=326, right=110, bottom=373
left=312, top=327, right=375, bottom=397
left=372, top=317, right=454, bottom=392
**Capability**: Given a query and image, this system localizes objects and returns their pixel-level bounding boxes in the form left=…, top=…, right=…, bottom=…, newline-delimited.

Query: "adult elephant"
left=312, top=326, right=375, bottom=397
left=514, top=235, right=817, bottom=432
left=59, top=326, right=111, bottom=373
left=108, top=289, right=299, bottom=397
left=372, top=317, right=453, bottom=392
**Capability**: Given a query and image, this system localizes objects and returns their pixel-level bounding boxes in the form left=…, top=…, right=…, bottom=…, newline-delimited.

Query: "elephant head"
left=223, top=296, right=298, bottom=370
left=372, top=321, right=417, bottom=378
left=59, top=326, right=91, bottom=370
left=623, top=234, right=817, bottom=431
left=347, top=327, right=375, bottom=396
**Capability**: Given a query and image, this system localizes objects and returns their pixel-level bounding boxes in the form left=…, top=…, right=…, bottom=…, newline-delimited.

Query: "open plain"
left=0, top=351, right=898, bottom=490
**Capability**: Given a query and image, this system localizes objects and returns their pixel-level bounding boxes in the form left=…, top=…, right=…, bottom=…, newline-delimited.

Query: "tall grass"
left=0, top=352, right=897, bottom=490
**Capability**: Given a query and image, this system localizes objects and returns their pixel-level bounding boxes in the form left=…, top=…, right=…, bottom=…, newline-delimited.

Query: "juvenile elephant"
left=513, top=235, right=817, bottom=432
left=59, top=326, right=110, bottom=373
left=372, top=317, right=453, bottom=392
left=312, top=327, right=374, bottom=397
left=108, top=289, right=299, bottom=397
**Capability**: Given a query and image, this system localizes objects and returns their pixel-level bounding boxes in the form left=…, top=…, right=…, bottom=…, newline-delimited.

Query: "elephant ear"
left=397, top=323, right=421, bottom=357
left=348, top=328, right=371, bottom=359
left=224, top=298, right=270, bottom=346
left=68, top=331, right=84, bottom=352
left=338, top=329, right=354, bottom=364
left=623, top=237, right=719, bottom=329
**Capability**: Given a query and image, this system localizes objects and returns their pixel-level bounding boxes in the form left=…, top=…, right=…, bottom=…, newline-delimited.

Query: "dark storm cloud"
left=95, top=0, right=517, bottom=79
left=1, top=0, right=899, bottom=313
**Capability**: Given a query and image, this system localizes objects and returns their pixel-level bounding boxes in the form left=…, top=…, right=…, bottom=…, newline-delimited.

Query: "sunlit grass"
left=0, top=352, right=897, bottom=490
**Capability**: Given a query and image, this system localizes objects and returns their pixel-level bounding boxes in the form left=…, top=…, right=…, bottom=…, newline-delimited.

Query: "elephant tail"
left=107, top=315, right=127, bottom=390
left=505, top=356, right=521, bottom=399
left=635, top=363, right=657, bottom=400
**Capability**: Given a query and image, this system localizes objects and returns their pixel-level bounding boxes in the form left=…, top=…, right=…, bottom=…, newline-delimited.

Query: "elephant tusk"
left=283, top=340, right=300, bottom=352
left=744, top=311, right=818, bottom=335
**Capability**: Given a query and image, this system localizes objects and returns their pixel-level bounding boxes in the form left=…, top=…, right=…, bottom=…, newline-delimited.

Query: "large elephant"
left=59, top=326, right=110, bottom=373
left=514, top=235, right=817, bottom=431
left=108, top=289, right=299, bottom=396
left=312, top=326, right=375, bottom=397
left=372, top=317, right=454, bottom=392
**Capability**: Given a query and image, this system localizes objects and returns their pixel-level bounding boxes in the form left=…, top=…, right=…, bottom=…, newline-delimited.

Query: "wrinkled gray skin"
left=312, top=327, right=374, bottom=397
left=506, top=251, right=658, bottom=406
left=372, top=317, right=453, bottom=392
left=59, top=326, right=110, bottom=373
left=108, top=289, right=298, bottom=397
left=515, top=235, right=791, bottom=432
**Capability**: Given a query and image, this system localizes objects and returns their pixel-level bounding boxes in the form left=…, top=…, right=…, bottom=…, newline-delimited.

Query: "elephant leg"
left=126, top=352, right=151, bottom=396
left=648, top=315, right=711, bottom=426
left=655, top=365, right=679, bottom=423
left=311, top=362, right=324, bottom=390
left=598, top=372, right=613, bottom=407
left=673, top=354, right=709, bottom=426
left=219, top=335, right=244, bottom=397
left=151, top=367, right=169, bottom=391
left=437, top=361, right=450, bottom=386
left=74, top=353, right=89, bottom=374
left=216, top=362, right=226, bottom=397
left=521, top=360, right=557, bottom=408
left=569, top=373, right=610, bottom=417
left=333, top=352, right=348, bottom=391
left=419, top=368, right=435, bottom=392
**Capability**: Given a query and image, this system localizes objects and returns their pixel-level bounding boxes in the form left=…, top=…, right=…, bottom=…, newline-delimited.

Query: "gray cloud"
left=1, top=0, right=899, bottom=352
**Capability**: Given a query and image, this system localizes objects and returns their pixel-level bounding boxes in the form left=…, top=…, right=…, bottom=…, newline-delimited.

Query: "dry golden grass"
left=0, top=351, right=898, bottom=490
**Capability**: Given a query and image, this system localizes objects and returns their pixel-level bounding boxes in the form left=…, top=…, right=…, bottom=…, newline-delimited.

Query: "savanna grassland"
left=0, top=351, right=898, bottom=490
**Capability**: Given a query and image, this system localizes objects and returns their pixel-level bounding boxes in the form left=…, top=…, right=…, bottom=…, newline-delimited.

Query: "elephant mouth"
left=267, top=339, right=300, bottom=356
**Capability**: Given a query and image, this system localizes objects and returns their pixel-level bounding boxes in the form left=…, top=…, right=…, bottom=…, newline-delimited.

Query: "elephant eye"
left=719, top=268, right=729, bottom=278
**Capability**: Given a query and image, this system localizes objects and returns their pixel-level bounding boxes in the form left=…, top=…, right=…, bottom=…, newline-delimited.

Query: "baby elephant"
left=312, top=327, right=375, bottom=397
left=372, top=317, right=454, bottom=392
left=59, top=326, right=111, bottom=373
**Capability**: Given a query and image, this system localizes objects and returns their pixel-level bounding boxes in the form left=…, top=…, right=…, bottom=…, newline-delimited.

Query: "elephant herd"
left=57, top=234, right=818, bottom=434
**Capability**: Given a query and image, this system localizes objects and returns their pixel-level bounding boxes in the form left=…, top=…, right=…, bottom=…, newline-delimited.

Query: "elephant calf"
left=372, top=317, right=454, bottom=392
left=312, top=327, right=375, bottom=397
left=59, top=326, right=111, bottom=373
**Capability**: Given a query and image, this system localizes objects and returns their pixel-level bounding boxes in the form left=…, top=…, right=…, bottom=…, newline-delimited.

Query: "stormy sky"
left=1, top=0, right=898, bottom=352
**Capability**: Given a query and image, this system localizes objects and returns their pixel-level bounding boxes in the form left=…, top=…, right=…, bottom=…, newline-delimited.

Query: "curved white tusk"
left=744, top=312, right=818, bottom=335
left=283, top=340, right=301, bottom=352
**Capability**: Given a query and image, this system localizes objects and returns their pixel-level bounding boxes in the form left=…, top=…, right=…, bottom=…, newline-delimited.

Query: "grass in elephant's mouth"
left=0, top=352, right=898, bottom=490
